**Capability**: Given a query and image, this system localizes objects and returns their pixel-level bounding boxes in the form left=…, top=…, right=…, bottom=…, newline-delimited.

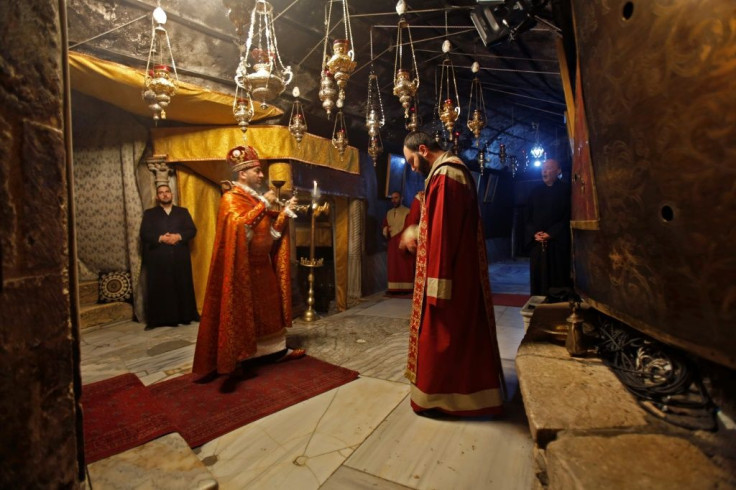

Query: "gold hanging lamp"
left=288, top=86, right=308, bottom=144
left=365, top=30, right=385, bottom=166
left=466, top=61, right=486, bottom=144
left=437, top=40, right=461, bottom=140
left=392, top=1, right=419, bottom=121
left=320, top=0, right=356, bottom=117
left=332, top=109, right=349, bottom=157
left=142, top=6, right=178, bottom=121
left=234, top=0, right=293, bottom=111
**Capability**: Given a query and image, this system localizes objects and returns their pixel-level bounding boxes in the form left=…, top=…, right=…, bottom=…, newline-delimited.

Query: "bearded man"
left=401, top=131, right=505, bottom=417
left=193, top=146, right=303, bottom=378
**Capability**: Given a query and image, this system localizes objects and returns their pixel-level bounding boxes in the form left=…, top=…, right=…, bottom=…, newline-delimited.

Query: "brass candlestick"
left=300, top=200, right=330, bottom=322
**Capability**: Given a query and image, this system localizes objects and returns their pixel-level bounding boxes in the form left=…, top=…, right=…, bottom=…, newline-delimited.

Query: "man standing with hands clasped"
left=139, top=184, right=199, bottom=330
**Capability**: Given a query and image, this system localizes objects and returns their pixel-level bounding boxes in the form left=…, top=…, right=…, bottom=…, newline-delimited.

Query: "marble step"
left=88, top=433, right=218, bottom=489
left=80, top=302, right=134, bottom=330
left=78, top=279, right=98, bottom=306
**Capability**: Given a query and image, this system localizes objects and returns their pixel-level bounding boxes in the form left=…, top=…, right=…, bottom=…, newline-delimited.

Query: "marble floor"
left=81, top=282, right=533, bottom=489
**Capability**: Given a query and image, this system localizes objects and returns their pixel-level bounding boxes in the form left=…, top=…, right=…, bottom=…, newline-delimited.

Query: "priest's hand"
left=284, top=196, right=298, bottom=211
left=534, top=231, right=550, bottom=242
left=263, top=190, right=278, bottom=204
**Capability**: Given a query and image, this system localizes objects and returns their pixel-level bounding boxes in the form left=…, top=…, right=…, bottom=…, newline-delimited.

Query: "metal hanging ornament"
left=365, top=31, right=385, bottom=166
left=233, top=84, right=255, bottom=134
left=392, top=3, right=419, bottom=120
left=437, top=40, right=461, bottom=139
left=320, top=0, right=356, bottom=117
left=466, top=61, right=486, bottom=143
left=234, top=0, right=293, bottom=110
left=332, top=110, right=349, bottom=157
left=289, top=86, right=308, bottom=144
left=142, top=7, right=178, bottom=121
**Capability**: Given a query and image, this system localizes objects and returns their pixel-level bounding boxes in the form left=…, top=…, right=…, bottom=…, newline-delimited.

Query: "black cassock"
left=140, top=205, right=199, bottom=327
left=524, top=179, right=572, bottom=296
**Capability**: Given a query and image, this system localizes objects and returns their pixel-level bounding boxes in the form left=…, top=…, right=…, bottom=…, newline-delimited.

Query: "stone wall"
left=0, top=1, right=81, bottom=487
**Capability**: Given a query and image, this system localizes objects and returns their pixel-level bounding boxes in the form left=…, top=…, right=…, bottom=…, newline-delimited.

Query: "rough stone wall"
left=0, top=1, right=80, bottom=487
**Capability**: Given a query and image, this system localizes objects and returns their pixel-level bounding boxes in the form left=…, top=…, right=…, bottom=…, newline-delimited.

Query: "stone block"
left=88, top=433, right=218, bottom=489
left=516, top=350, right=648, bottom=446
left=80, top=302, right=133, bottom=330
left=78, top=279, right=98, bottom=305
left=546, top=434, right=736, bottom=490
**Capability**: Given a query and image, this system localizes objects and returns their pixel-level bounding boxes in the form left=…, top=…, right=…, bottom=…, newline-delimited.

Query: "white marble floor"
left=81, top=294, right=534, bottom=489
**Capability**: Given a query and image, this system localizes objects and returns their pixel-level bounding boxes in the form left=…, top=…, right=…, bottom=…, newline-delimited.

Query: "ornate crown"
left=227, top=145, right=261, bottom=173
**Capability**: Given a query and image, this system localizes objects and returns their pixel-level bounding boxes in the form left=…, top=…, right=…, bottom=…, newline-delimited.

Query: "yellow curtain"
left=69, top=51, right=282, bottom=125
left=152, top=126, right=359, bottom=174
left=176, top=167, right=221, bottom=314
left=334, top=196, right=349, bottom=312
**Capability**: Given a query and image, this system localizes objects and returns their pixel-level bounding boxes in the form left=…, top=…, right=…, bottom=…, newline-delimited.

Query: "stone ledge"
left=78, top=280, right=98, bottom=306
left=80, top=302, right=133, bottom=330
left=546, top=434, right=734, bottom=490
left=516, top=304, right=648, bottom=447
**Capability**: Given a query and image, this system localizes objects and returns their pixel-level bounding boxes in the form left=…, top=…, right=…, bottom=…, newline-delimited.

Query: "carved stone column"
left=146, top=155, right=177, bottom=204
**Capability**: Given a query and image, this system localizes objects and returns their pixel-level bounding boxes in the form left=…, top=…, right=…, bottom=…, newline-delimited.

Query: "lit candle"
left=313, top=180, right=317, bottom=197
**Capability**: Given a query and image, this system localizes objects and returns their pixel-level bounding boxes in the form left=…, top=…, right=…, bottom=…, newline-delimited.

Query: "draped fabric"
left=383, top=206, right=413, bottom=292
left=406, top=152, right=505, bottom=417
left=151, top=126, right=360, bottom=175
left=71, top=95, right=147, bottom=321
left=69, top=51, right=282, bottom=125
left=192, top=185, right=292, bottom=376
left=176, top=168, right=222, bottom=314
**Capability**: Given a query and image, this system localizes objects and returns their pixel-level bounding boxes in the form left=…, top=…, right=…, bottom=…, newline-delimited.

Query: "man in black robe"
left=140, top=184, right=199, bottom=329
left=524, top=159, right=572, bottom=296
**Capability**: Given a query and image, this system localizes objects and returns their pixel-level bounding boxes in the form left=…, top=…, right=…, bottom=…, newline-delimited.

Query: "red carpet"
left=81, top=356, right=358, bottom=461
left=149, top=356, right=359, bottom=448
left=492, top=293, right=530, bottom=307
left=81, top=373, right=177, bottom=464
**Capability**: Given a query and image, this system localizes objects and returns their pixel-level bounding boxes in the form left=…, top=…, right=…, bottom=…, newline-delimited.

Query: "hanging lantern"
left=234, top=0, right=293, bottom=109
left=437, top=42, right=461, bottom=139
left=232, top=84, right=255, bottom=134
left=392, top=9, right=419, bottom=120
left=289, top=86, right=308, bottom=144
left=142, top=7, right=178, bottom=121
left=365, top=32, right=385, bottom=166
left=405, top=102, right=421, bottom=133
left=367, top=132, right=383, bottom=166
left=331, top=110, right=349, bottom=157
left=320, top=0, right=356, bottom=116
left=466, top=61, right=486, bottom=143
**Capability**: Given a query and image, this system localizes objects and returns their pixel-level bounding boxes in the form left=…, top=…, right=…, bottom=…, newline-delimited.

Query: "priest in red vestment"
left=401, top=131, right=505, bottom=417
left=193, top=145, right=302, bottom=377
left=382, top=191, right=414, bottom=293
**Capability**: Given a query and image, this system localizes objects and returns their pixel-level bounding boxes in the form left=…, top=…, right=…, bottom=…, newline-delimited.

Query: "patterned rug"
left=149, top=356, right=359, bottom=448
left=81, top=356, right=358, bottom=462
left=81, top=373, right=177, bottom=464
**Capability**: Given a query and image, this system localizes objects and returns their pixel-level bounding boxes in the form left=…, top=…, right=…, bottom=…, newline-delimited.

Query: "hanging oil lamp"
left=142, top=6, right=178, bottom=121
left=437, top=41, right=461, bottom=139
left=466, top=61, right=486, bottom=144
left=234, top=0, right=292, bottom=109
left=365, top=32, right=385, bottom=166
left=318, top=69, right=338, bottom=117
left=331, top=109, right=349, bottom=157
left=288, top=86, right=308, bottom=144
left=405, top=102, right=421, bottom=133
left=232, top=84, right=255, bottom=134
left=320, top=0, right=356, bottom=115
left=392, top=3, right=419, bottom=120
